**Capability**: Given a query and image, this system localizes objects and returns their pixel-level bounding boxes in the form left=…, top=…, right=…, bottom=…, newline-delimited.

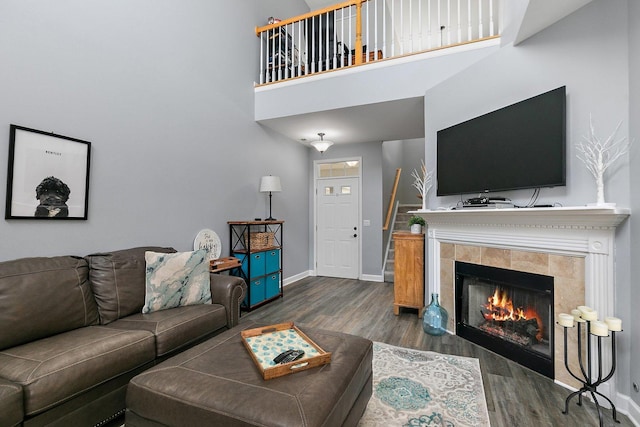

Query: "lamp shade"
left=311, top=132, right=334, bottom=153
left=260, top=175, right=282, bottom=193
left=310, top=140, right=334, bottom=153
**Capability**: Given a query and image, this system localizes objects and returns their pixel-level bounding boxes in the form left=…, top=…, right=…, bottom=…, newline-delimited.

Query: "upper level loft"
left=255, top=0, right=501, bottom=86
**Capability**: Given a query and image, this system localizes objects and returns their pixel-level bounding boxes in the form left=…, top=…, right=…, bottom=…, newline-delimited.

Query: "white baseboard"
left=361, top=274, right=384, bottom=282
left=615, top=392, right=640, bottom=426
left=283, top=270, right=311, bottom=287
left=285, top=271, right=383, bottom=283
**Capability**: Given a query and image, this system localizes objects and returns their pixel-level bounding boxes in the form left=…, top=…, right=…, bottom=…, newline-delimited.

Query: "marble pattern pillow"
left=142, top=249, right=211, bottom=314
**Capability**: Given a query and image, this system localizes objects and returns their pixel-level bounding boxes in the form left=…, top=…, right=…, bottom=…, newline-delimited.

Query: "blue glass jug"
left=423, top=293, right=448, bottom=336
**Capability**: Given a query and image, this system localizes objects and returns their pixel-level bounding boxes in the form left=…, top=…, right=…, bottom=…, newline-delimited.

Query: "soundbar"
left=456, top=202, right=515, bottom=210
left=464, top=197, right=511, bottom=205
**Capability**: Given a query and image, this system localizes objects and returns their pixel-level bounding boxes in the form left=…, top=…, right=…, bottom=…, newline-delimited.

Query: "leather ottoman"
left=125, top=321, right=372, bottom=427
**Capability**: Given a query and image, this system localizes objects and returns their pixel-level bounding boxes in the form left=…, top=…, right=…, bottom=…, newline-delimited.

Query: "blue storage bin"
left=247, top=278, right=265, bottom=306
left=265, top=273, right=281, bottom=299
left=234, top=253, right=248, bottom=276
left=265, top=249, right=281, bottom=274
left=234, top=252, right=266, bottom=278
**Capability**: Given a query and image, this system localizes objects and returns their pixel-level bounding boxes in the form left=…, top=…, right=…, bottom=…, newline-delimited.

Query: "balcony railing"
left=255, top=0, right=500, bottom=85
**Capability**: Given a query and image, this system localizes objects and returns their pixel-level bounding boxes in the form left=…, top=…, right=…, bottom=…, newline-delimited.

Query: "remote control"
left=273, top=349, right=305, bottom=364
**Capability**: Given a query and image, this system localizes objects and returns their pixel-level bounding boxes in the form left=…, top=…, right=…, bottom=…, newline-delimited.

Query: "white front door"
left=316, top=177, right=359, bottom=279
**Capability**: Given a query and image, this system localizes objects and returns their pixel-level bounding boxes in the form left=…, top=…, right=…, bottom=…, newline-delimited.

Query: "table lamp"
left=260, top=175, right=282, bottom=220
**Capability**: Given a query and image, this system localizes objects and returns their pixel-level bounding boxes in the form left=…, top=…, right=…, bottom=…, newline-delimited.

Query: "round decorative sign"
left=193, top=229, right=222, bottom=260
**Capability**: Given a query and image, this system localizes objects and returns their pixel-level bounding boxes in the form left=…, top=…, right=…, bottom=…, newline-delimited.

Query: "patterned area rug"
left=358, top=342, right=490, bottom=427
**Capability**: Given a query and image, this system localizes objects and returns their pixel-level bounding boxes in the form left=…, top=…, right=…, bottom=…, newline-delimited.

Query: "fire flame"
left=483, top=288, right=544, bottom=342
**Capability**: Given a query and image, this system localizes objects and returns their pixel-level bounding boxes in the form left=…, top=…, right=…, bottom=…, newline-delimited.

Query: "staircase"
left=384, top=204, right=422, bottom=283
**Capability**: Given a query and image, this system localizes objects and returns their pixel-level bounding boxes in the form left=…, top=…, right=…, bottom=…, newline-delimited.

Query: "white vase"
left=410, top=224, right=422, bottom=234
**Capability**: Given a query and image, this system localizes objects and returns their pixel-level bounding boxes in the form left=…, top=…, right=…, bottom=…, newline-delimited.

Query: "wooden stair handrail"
left=255, top=0, right=366, bottom=66
left=383, top=168, right=401, bottom=231
left=255, top=1, right=365, bottom=35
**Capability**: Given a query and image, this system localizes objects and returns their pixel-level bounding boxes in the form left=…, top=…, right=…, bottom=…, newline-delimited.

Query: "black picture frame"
left=5, top=124, right=91, bottom=220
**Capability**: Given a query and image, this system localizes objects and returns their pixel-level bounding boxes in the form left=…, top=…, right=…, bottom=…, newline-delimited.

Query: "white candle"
left=558, top=313, right=574, bottom=328
left=605, top=317, right=622, bottom=332
left=590, top=321, right=609, bottom=337
left=577, top=305, right=592, bottom=315
left=578, top=306, right=598, bottom=321
left=571, top=309, right=582, bottom=320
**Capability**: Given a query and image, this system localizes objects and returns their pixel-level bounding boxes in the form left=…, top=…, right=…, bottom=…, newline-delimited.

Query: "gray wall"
left=628, top=0, right=640, bottom=408
left=0, top=0, right=312, bottom=282
left=309, top=142, right=383, bottom=277
left=425, top=0, right=635, bottom=403
left=382, top=138, right=425, bottom=206
left=381, top=138, right=425, bottom=265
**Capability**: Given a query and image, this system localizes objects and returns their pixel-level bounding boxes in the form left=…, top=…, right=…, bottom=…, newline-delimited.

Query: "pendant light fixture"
left=310, top=132, right=334, bottom=153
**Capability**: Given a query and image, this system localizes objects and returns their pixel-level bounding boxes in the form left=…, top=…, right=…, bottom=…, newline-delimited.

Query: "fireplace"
left=455, top=261, right=554, bottom=378
left=416, top=207, right=628, bottom=400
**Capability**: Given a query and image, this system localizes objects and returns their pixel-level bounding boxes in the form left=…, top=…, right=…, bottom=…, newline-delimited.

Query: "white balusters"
left=457, top=0, right=462, bottom=43
left=259, top=32, right=265, bottom=84
left=467, top=0, right=473, bottom=41
left=256, top=0, right=500, bottom=84
left=489, top=0, right=495, bottom=36
left=374, top=0, right=379, bottom=61
left=478, top=0, right=483, bottom=38
left=427, top=0, right=433, bottom=49
left=445, top=0, right=450, bottom=46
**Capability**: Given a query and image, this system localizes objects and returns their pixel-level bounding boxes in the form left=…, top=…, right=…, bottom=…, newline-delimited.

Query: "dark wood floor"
left=241, top=276, right=634, bottom=427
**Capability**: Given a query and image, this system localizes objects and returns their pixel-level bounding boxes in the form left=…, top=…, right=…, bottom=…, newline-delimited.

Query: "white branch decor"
left=411, top=159, right=433, bottom=211
left=575, top=116, right=630, bottom=206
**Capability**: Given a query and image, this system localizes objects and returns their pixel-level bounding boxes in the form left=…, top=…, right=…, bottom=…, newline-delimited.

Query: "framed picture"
left=5, top=125, right=91, bottom=220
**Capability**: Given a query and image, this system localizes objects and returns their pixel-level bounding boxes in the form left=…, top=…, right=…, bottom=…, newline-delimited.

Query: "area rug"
left=358, top=342, right=490, bottom=427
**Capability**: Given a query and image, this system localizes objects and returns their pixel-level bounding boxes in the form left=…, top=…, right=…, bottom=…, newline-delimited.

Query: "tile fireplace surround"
left=413, top=206, right=629, bottom=401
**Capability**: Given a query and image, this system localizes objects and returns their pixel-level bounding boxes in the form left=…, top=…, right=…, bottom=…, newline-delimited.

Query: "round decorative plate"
left=193, top=229, right=222, bottom=260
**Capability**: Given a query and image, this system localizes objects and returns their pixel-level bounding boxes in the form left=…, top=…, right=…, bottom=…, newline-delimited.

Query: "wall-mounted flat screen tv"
left=436, top=86, right=566, bottom=197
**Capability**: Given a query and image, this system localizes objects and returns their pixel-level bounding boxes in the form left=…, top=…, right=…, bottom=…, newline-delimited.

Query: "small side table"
left=210, top=257, right=241, bottom=274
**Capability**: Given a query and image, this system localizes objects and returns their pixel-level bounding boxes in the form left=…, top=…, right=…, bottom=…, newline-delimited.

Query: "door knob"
left=353, top=234, right=358, bottom=238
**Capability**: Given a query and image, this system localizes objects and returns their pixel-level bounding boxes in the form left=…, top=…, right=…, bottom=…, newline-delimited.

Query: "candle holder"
left=560, top=320, right=621, bottom=426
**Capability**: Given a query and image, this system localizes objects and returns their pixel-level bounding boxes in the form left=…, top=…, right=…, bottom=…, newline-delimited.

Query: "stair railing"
left=382, top=199, right=400, bottom=279
left=255, top=0, right=500, bottom=85
left=383, top=168, right=401, bottom=231
left=382, top=167, right=401, bottom=279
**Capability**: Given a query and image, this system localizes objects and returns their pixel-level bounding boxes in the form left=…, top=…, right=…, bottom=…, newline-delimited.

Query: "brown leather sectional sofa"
left=0, top=246, right=246, bottom=427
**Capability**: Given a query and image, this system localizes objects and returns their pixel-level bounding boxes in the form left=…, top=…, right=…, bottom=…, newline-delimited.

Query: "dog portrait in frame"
left=5, top=125, right=91, bottom=220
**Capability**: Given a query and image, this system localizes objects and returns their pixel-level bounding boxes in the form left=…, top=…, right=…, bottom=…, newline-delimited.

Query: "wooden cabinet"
left=228, top=221, right=283, bottom=312
left=393, top=232, right=425, bottom=318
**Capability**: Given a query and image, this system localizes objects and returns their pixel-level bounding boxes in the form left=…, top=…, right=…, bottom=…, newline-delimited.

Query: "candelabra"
left=557, top=308, right=622, bottom=426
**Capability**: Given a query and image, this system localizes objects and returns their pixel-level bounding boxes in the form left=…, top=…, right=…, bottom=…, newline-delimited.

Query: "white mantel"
left=412, top=205, right=630, bottom=400
left=413, top=205, right=629, bottom=228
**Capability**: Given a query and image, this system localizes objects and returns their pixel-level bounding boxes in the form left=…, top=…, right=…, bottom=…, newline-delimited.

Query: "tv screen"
left=436, top=86, right=566, bottom=197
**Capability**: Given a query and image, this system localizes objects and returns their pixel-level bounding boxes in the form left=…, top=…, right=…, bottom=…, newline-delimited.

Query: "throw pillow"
left=142, top=249, right=211, bottom=314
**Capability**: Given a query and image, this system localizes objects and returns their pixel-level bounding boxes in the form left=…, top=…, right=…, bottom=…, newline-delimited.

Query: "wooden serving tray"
left=210, top=257, right=241, bottom=272
left=241, top=322, right=331, bottom=380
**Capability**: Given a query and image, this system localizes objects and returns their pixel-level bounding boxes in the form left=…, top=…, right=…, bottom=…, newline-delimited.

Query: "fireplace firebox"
left=455, top=261, right=554, bottom=378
